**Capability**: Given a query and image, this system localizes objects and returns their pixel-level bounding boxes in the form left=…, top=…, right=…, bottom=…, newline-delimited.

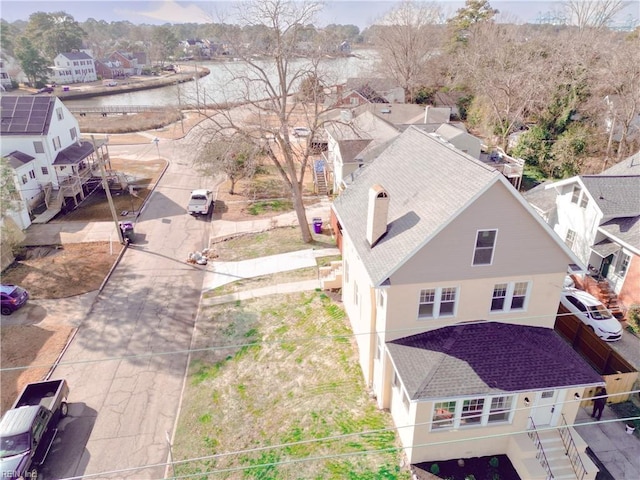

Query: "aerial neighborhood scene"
left=1, top=0, right=640, bottom=479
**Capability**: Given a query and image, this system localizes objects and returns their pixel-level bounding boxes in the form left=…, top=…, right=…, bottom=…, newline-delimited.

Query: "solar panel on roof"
left=0, top=96, right=54, bottom=134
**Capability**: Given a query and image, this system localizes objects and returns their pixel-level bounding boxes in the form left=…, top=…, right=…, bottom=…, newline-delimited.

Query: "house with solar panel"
left=1, top=95, right=111, bottom=229
left=328, top=126, right=604, bottom=479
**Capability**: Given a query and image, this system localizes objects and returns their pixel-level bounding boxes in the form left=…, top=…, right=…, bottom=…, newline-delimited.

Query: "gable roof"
left=58, top=51, right=93, bottom=61
left=599, top=216, right=640, bottom=252
left=387, top=322, right=603, bottom=400
left=1, top=96, right=55, bottom=136
left=332, top=127, right=503, bottom=286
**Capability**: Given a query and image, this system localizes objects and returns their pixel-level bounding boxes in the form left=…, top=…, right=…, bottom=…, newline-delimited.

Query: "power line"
left=0, top=310, right=602, bottom=372
left=55, top=400, right=640, bottom=480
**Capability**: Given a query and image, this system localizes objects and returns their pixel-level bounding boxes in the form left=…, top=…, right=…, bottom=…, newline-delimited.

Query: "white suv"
left=559, top=288, right=622, bottom=341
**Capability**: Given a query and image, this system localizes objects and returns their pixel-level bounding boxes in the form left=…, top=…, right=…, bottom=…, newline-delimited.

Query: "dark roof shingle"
left=387, top=322, right=603, bottom=400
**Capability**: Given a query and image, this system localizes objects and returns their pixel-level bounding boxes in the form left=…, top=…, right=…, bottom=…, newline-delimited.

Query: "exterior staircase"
left=508, top=418, right=598, bottom=480
left=319, top=261, right=343, bottom=290
left=593, top=279, right=624, bottom=318
left=32, top=187, right=63, bottom=224
left=313, top=159, right=329, bottom=196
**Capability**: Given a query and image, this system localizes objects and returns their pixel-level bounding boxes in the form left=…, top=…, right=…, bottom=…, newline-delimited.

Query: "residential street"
left=42, top=133, right=217, bottom=479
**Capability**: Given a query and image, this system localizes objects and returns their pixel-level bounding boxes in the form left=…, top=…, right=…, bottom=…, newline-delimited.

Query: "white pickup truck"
left=187, top=189, right=214, bottom=216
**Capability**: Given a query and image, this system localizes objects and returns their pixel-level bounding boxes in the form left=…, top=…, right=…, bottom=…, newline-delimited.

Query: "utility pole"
left=91, top=135, right=124, bottom=244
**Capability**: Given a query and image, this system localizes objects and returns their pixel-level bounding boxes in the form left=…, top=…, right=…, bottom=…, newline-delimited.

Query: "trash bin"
left=312, top=218, right=323, bottom=234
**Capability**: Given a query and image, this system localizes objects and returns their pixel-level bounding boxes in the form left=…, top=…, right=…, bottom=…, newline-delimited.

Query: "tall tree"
left=201, top=0, right=338, bottom=243
left=14, top=37, right=50, bottom=86
left=447, top=0, right=499, bottom=46
left=151, top=26, right=178, bottom=65
left=454, top=23, right=554, bottom=149
left=371, top=0, right=444, bottom=102
left=24, top=11, right=85, bottom=60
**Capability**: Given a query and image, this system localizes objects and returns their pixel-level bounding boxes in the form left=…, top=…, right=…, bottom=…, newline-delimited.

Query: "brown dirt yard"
left=1, top=242, right=118, bottom=414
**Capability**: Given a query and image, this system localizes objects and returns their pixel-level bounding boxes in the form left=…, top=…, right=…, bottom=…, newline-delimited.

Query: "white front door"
left=531, top=390, right=558, bottom=426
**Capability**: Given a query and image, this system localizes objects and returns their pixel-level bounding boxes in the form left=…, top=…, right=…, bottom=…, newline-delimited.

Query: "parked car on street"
left=36, top=86, right=54, bottom=94
left=559, top=288, right=622, bottom=341
left=187, top=189, right=214, bottom=216
left=0, top=379, right=69, bottom=480
left=1, top=284, right=29, bottom=315
left=292, top=126, right=311, bottom=137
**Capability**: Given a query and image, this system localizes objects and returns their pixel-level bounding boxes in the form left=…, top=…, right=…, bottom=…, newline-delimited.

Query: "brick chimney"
left=366, top=184, right=389, bottom=247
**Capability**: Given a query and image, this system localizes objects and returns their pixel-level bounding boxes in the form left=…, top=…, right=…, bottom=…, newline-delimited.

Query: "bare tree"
left=454, top=23, right=556, bottom=148
left=371, top=0, right=444, bottom=102
left=199, top=0, right=342, bottom=243
left=591, top=31, right=640, bottom=159
left=564, top=0, right=627, bottom=30
left=195, top=134, right=259, bottom=195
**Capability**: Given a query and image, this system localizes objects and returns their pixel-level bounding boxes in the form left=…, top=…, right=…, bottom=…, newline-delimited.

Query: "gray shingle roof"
left=59, top=51, right=93, bottom=60
left=5, top=150, right=35, bottom=168
left=580, top=175, right=640, bottom=217
left=332, top=127, right=501, bottom=286
left=387, top=322, right=603, bottom=400
left=53, top=141, right=95, bottom=165
left=601, top=151, right=640, bottom=175
left=599, top=216, right=640, bottom=251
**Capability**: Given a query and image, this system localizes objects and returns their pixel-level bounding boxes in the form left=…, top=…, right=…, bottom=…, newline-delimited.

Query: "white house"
left=1, top=95, right=109, bottom=228
left=328, top=126, right=602, bottom=478
left=51, top=51, right=97, bottom=84
left=524, top=152, right=640, bottom=316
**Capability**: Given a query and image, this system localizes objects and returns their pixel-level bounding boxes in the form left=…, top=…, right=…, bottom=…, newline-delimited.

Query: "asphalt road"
left=42, top=132, right=218, bottom=479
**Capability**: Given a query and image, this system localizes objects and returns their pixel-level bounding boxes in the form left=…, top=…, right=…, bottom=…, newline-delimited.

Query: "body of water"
left=64, top=50, right=379, bottom=108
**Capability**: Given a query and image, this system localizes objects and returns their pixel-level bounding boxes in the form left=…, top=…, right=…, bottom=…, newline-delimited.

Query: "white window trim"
left=418, top=286, right=458, bottom=319
left=491, top=281, right=531, bottom=313
left=431, top=395, right=515, bottom=431
left=472, top=229, right=498, bottom=266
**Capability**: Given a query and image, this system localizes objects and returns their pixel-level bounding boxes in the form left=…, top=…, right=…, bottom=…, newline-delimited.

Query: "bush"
left=430, top=463, right=440, bottom=475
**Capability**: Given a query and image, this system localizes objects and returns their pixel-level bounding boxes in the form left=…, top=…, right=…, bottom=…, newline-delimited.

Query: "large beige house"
left=329, top=126, right=603, bottom=478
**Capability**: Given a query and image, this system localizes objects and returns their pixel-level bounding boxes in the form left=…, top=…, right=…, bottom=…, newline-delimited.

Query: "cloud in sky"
left=116, top=0, right=212, bottom=24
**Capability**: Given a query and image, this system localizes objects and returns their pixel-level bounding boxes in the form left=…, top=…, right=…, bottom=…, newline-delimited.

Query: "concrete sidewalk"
left=202, top=247, right=339, bottom=291
left=574, top=404, right=640, bottom=479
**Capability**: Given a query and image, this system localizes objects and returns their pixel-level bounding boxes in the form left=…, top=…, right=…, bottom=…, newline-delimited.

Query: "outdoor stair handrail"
left=527, top=417, right=555, bottom=480
left=560, top=414, right=587, bottom=480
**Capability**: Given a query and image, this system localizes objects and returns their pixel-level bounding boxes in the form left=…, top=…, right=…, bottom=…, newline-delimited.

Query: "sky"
left=1, top=0, right=638, bottom=29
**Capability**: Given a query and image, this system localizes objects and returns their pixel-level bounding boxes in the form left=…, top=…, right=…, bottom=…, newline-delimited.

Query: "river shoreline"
left=57, top=65, right=210, bottom=101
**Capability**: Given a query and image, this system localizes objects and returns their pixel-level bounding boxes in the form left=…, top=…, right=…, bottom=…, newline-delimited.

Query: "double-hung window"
left=491, top=281, right=530, bottom=313
left=419, top=287, right=457, bottom=319
left=473, top=230, right=497, bottom=265
left=565, top=229, right=576, bottom=249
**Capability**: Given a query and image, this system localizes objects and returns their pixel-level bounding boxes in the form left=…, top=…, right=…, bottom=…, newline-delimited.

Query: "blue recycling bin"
left=313, top=218, right=323, bottom=234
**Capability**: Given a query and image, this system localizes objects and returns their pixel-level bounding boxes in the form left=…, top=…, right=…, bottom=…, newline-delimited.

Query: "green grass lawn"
left=172, top=291, right=410, bottom=479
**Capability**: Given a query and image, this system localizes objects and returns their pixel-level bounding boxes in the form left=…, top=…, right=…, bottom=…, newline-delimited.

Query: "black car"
left=1, top=284, right=29, bottom=315
left=36, top=86, right=54, bottom=94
